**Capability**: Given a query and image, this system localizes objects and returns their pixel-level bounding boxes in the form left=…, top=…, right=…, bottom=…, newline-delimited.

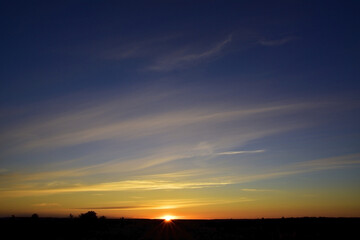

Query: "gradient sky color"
left=0, top=0, right=360, bottom=219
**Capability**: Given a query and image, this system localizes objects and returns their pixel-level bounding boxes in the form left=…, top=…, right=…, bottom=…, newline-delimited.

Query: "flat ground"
left=1, top=217, right=359, bottom=240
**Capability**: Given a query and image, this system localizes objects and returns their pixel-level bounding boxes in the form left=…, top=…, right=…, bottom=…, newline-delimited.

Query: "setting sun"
left=163, top=215, right=174, bottom=222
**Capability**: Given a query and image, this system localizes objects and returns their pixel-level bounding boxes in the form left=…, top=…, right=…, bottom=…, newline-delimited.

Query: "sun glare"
left=163, top=215, right=174, bottom=222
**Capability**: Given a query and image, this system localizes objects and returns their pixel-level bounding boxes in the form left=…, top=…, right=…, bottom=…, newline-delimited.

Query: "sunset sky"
left=1, top=0, right=360, bottom=219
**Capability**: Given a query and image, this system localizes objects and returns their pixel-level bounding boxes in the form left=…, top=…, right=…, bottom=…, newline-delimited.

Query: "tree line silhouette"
left=20, top=211, right=108, bottom=221
left=3, top=212, right=360, bottom=240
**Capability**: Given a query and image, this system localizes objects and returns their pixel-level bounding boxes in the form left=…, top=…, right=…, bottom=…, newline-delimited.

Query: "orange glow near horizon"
left=161, top=215, right=175, bottom=222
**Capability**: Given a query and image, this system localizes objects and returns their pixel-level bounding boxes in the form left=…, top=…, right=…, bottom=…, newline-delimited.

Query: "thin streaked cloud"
left=147, top=35, right=233, bottom=71
left=217, top=150, right=265, bottom=155
left=77, top=198, right=253, bottom=211
left=292, top=153, right=360, bottom=170
left=1, top=92, right=333, bottom=157
left=0, top=180, right=231, bottom=198
left=96, top=33, right=233, bottom=71
left=0, top=89, right=355, bottom=202
left=1, top=153, right=359, bottom=198
left=232, top=153, right=360, bottom=184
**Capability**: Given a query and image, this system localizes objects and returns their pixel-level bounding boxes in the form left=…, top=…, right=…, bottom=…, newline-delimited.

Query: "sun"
left=163, top=215, right=174, bottom=222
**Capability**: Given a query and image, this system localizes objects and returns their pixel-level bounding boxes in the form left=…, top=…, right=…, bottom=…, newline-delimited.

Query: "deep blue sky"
left=1, top=0, right=359, bottom=104
left=0, top=1, right=360, bottom=218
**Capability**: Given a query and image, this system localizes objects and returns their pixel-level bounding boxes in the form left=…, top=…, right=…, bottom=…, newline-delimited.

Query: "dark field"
left=1, top=217, right=359, bottom=240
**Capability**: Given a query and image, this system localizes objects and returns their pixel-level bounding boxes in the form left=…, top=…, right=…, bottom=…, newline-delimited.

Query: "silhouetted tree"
left=31, top=213, right=39, bottom=219
left=79, top=211, right=98, bottom=221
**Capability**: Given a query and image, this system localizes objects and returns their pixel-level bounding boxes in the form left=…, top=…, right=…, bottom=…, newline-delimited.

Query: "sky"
left=0, top=0, right=360, bottom=219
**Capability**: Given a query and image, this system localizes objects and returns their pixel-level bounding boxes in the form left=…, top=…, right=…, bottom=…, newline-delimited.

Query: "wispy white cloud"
left=0, top=88, right=354, bottom=200
left=0, top=99, right=321, bottom=157
left=2, top=153, right=358, bottom=198
left=77, top=198, right=253, bottom=211
left=95, top=33, right=233, bottom=71
left=147, top=35, right=232, bottom=71
left=0, top=180, right=231, bottom=198
left=217, top=150, right=265, bottom=155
